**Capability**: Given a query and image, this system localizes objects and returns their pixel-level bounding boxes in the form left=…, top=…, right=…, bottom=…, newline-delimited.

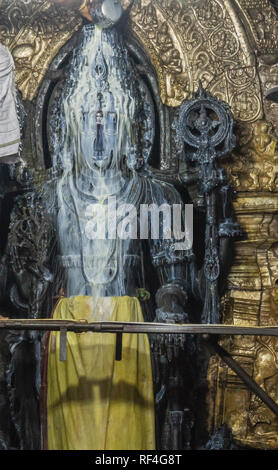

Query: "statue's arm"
left=151, top=246, right=191, bottom=326
left=148, top=181, right=192, bottom=324
left=7, top=192, right=55, bottom=319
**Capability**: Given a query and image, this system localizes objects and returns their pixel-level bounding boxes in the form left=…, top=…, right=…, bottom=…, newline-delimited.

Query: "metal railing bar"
left=0, top=320, right=278, bottom=336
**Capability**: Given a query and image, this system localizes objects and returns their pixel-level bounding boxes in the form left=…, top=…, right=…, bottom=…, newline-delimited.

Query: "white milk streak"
left=52, top=26, right=139, bottom=305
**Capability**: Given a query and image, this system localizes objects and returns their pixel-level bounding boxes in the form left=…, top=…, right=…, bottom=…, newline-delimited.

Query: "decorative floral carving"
left=226, top=121, right=278, bottom=192
left=128, top=0, right=262, bottom=120
left=0, top=0, right=81, bottom=101
left=209, top=117, right=278, bottom=448
left=0, top=0, right=267, bottom=122
left=235, top=0, right=278, bottom=55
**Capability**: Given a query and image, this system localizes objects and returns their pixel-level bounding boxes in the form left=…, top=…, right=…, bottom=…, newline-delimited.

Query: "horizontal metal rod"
left=0, top=320, right=278, bottom=336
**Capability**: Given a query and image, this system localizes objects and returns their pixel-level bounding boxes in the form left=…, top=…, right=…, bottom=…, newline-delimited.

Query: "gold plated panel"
left=0, top=0, right=265, bottom=122
left=234, top=0, right=278, bottom=56
left=0, top=0, right=82, bottom=101
left=209, top=123, right=278, bottom=449
left=128, top=0, right=263, bottom=119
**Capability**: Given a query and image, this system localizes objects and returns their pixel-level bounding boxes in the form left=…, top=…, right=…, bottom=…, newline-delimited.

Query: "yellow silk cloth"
left=46, top=296, right=156, bottom=450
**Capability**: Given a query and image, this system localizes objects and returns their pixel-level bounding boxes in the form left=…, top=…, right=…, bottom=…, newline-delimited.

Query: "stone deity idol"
left=43, top=0, right=194, bottom=450
left=0, top=0, right=236, bottom=450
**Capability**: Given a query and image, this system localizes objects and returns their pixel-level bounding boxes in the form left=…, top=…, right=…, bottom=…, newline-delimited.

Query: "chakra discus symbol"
left=174, top=82, right=235, bottom=163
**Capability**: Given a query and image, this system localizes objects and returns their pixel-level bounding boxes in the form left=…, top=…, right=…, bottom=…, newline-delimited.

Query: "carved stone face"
left=65, top=26, right=138, bottom=175
left=78, top=95, right=119, bottom=171
left=55, top=24, right=154, bottom=177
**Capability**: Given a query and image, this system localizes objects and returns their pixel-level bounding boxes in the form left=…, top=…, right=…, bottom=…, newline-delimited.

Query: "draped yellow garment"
left=46, top=296, right=155, bottom=450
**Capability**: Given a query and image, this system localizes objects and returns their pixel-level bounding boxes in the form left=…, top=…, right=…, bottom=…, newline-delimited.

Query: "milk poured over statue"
left=55, top=22, right=187, bottom=301
left=56, top=26, right=145, bottom=299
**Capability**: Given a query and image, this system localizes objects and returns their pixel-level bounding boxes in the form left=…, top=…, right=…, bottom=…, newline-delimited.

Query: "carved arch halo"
left=2, top=0, right=276, bottom=173
left=2, top=0, right=278, bottom=170
left=128, top=0, right=264, bottom=123
left=0, top=0, right=269, bottom=121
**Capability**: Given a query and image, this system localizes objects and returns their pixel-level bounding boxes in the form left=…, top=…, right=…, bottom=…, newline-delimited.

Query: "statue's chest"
left=58, top=196, right=117, bottom=284
left=56, top=175, right=149, bottom=287
left=57, top=184, right=144, bottom=285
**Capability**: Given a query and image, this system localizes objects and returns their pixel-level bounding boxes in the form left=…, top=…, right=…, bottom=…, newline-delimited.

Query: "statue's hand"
left=152, top=306, right=188, bottom=362
left=50, top=0, right=84, bottom=8
left=151, top=284, right=190, bottom=359
left=78, top=0, right=123, bottom=26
